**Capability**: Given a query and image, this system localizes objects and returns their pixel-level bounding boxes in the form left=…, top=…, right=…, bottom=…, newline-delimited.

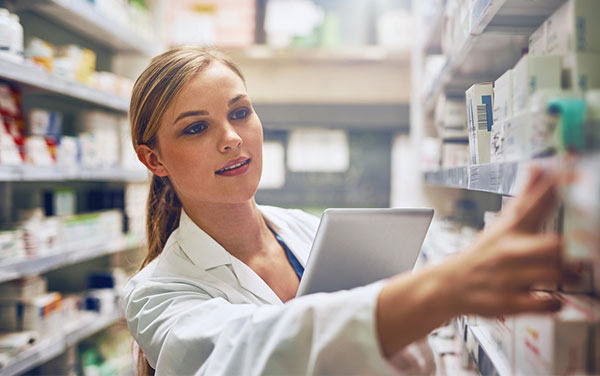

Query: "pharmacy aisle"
left=412, top=0, right=600, bottom=375
left=0, top=0, right=157, bottom=374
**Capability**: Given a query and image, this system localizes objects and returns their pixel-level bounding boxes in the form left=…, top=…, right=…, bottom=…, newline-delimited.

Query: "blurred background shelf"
left=0, top=58, right=130, bottom=112
left=0, top=235, right=143, bottom=283
left=422, top=0, right=565, bottom=114
left=0, top=165, right=148, bottom=182
left=422, top=157, right=561, bottom=195
left=14, top=0, right=156, bottom=56
left=0, top=311, right=122, bottom=376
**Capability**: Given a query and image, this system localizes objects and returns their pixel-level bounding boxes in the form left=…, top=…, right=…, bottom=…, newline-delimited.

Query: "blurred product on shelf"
left=0, top=291, right=62, bottom=335
left=493, top=69, right=513, bottom=123
left=79, top=322, right=135, bottom=376
left=465, top=82, right=493, bottom=165
left=0, top=331, right=37, bottom=357
left=435, top=94, right=467, bottom=138
left=0, top=82, right=24, bottom=164
left=78, top=111, right=120, bottom=168
left=22, top=38, right=133, bottom=98
left=514, top=294, right=600, bottom=376
left=44, top=188, right=76, bottom=217
left=422, top=54, right=446, bottom=102
left=0, top=8, right=24, bottom=63
left=512, top=55, right=561, bottom=115
left=18, top=208, right=59, bottom=259
left=166, top=0, right=255, bottom=47
left=54, top=45, right=96, bottom=85
left=0, top=229, right=25, bottom=265
left=563, top=154, right=600, bottom=294
left=24, top=38, right=55, bottom=73
left=420, top=137, right=441, bottom=171
left=441, top=140, right=469, bottom=168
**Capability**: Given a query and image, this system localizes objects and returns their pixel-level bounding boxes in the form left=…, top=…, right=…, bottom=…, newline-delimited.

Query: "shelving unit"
left=0, top=0, right=157, bottom=374
left=0, top=310, right=122, bottom=376
left=14, top=0, right=156, bottom=56
left=0, top=164, right=147, bottom=182
left=0, top=58, right=130, bottom=112
left=422, top=157, right=561, bottom=195
left=410, top=0, right=600, bottom=375
left=0, top=235, right=143, bottom=283
left=422, top=0, right=565, bottom=115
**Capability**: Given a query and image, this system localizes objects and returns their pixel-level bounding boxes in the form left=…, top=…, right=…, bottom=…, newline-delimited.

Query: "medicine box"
left=435, top=95, right=468, bottom=138
left=0, top=275, right=47, bottom=300
left=503, top=112, right=532, bottom=162
left=562, top=53, right=600, bottom=92
left=512, top=55, right=561, bottom=115
left=441, top=140, right=469, bottom=168
left=514, top=295, right=589, bottom=376
left=490, top=120, right=505, bottom=163
left=528, top=21, right=546, bottom=56
left=465, top=83, right=493, bottom=165
left=546, top=0, right=600, bottom=56
left=563, top=154, right=600, bottom=294
left=493, top=69, right=513, bottom=123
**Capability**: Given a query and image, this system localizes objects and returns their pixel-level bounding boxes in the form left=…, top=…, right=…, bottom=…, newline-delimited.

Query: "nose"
left=218, top=122, right=242, bottom=152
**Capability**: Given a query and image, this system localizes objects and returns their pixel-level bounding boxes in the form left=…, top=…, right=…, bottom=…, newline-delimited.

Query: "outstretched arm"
left=376, top=166, right=577, bottom=357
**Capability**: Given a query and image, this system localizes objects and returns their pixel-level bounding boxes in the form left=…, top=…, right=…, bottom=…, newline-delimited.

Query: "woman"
left=124, top=46, right=575, bottom=375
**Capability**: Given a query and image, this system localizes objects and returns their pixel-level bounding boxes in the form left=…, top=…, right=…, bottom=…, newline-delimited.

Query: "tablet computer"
left=296, top=208, right=434, bottom=297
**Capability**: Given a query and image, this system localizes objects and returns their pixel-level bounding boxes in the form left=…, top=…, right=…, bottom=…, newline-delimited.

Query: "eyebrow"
left=173, top=94, right=247, bottom=124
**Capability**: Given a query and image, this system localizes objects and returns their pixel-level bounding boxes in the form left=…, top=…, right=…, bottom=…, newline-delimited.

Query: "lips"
left=216, top=157, right=250, bottom=175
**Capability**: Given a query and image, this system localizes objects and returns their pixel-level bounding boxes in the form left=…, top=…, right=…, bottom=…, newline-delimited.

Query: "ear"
left=136, top=144, right=168, bottom=177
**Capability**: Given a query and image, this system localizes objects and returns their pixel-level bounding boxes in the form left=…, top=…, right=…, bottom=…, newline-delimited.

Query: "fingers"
left=510, top=170, right=560, bottom=233
left=497, top=233, right=562, bottom=266
left=507, top=291, right=562, bottom=314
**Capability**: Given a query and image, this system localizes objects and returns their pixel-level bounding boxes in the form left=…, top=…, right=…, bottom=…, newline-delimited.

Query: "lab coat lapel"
left=178, top=210, right=283, bottom=305
left=229, top=256, right=283, bottom=305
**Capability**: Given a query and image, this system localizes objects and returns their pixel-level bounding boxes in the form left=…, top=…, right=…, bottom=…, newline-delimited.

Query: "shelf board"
left=0, top=165, right=148, bottom=182
left=0, top=311, right=121, bottom=376
left=468, top=326, right=512, bottom=376
left=224, top=45, right=410, bottom=63
left=423, top=157, right=562, bottom=195
left=0, top=58, right=130, bottom=112
left=0, top=235, right=143, bottom=283
left=422, top=0, right=565, bottom=114
left=16, top=0, right=156, bottom=56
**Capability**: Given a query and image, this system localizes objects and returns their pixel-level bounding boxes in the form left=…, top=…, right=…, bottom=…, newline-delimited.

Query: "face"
left=146, top=61, right=263, bottom=206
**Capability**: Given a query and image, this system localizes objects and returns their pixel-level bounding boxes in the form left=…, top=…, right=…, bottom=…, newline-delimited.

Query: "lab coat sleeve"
left=125, top=278, right=408, bottom=376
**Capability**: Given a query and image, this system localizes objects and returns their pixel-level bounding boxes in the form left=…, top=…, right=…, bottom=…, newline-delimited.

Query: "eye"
left=183, top=122, right=207, bottom=135
left=230, top=108, right=250, bottom=120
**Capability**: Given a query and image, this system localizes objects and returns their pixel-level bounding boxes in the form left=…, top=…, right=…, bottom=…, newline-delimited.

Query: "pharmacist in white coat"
left=124, top=46, right=575, bottom=375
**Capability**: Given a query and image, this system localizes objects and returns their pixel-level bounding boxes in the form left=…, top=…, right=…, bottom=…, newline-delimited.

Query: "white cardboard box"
left=514, top=297, right=589, bottom=376
left=466, top=83, right=493, bottom=164
left=503, top=112, right=532, bottom=162
left=493, top=69, right=513, bottom=123
left=490, top=120, right=505, bottom=163
left=546, top=0, right=600, bottom=56
left=562, top=53, right=600, bottom=92
left=512, top=55, right=561, bottom=115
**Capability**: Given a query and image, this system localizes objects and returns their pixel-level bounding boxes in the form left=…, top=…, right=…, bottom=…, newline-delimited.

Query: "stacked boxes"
left=529, top=0, right=600, bottom=92
left=514, top=294, right=600, bottom=375
left=465, top=83, right=493, bottom=165
left=512, top=55, right=561, bottom=115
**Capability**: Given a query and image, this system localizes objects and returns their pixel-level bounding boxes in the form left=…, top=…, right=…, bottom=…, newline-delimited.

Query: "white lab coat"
left=123, top=205, right=434, bottom=375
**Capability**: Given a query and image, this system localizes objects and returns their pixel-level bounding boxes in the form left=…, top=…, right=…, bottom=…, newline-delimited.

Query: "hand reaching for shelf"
left=376, top=165, right=579, bottom=359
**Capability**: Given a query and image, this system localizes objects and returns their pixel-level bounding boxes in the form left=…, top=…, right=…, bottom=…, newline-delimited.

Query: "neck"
left=182, top=198, right=272, bottom=261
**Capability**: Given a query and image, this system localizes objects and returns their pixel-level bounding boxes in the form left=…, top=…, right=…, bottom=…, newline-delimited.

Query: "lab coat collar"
left=176, top=208, right=283, bottom=305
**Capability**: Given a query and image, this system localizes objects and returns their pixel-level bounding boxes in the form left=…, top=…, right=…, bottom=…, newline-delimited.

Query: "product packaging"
left=466, top=82, right=493, bottom=165
left=562, top=53, right=600, bottom=92
left=493, top=69, right=513, bottom=123
left=512, top=55, right=561, bottom=115
left=0, top=292, right=62, bottom=334
left=514, top=293, right=589, bottom=376
left=435, top=95, right=468, bottom=138
left=0, top=275, right=47, bottom=300
left=545, top=0, right=600, bottom=56
left=441, top=140, right=469, bottom=168
left=490, top=120, right=505, bottom=163
left=563, top=154, right=600, bottom=294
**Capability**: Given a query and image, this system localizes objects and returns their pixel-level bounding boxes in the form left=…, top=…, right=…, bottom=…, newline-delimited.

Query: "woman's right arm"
left=376, top=166, right=575, bottom=357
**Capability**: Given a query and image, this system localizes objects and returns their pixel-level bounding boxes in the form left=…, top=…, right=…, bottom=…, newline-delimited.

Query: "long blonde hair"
left=129, top=46, right=245, bottom=375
